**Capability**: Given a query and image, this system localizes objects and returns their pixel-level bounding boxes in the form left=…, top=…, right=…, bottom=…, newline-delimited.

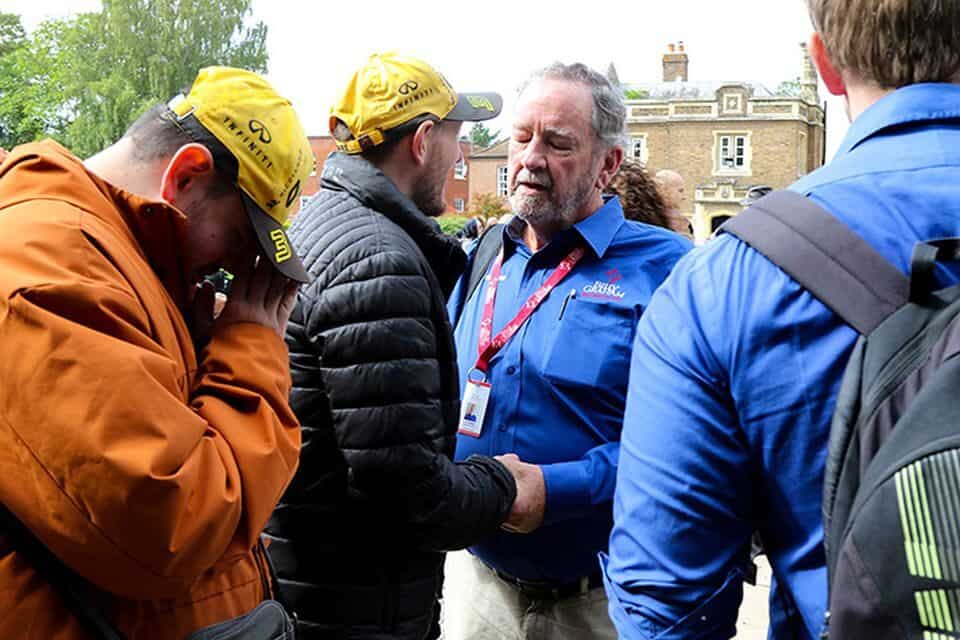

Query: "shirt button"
left=144, top=206, right=154, bottom=216
left=498, top=423, right=508, bottom=432
left=506, top=365, right=517, bottom=375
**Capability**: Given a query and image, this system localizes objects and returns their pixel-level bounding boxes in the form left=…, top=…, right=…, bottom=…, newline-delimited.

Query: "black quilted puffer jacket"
left=265, top=153, right=516, bottom=640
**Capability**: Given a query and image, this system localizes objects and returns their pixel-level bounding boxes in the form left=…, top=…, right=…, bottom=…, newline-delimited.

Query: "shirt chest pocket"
left=541, top=298, right=636, bottom=390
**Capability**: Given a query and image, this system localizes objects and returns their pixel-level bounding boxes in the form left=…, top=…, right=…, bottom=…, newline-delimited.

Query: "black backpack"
left=724, top=190, right=960, bottom=639
left=451, top=223, right=503, bottom=326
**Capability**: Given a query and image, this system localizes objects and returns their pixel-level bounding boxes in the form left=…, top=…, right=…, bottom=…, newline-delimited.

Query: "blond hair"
left=808, top=0, right=960, bottom=88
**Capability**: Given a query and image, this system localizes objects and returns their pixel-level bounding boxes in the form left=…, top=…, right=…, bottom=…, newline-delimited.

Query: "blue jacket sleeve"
left=604, top=240, right=755, bottom=639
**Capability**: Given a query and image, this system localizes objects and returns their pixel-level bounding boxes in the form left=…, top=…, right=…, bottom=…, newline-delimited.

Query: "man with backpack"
left=603, top=1, right=960, bottom=638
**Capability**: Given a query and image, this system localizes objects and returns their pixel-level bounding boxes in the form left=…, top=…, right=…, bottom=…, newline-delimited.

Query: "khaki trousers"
left=440, top=551, right=617, bottom=640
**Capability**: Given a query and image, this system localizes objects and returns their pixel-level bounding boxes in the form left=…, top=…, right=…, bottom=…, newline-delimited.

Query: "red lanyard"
left=475, top=245, right=585, bottom=374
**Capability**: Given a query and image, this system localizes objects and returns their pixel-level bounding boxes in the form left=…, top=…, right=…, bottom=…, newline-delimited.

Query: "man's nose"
left=520, top=139, right=547, bottom=172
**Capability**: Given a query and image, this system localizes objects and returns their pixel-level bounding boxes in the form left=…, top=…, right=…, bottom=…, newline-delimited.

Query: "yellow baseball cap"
left=330, top=52, right=502, bottom=154
left=168, top=66, right=313, bottom=282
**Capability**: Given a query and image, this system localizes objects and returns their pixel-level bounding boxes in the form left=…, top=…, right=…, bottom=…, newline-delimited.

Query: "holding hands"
left=496, top=453, right=546, bottom=534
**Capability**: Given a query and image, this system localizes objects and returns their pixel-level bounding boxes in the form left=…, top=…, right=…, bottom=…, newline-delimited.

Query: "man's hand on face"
left=495, top=453, right=546, bottom=534
left=216, top=256, right=299, bottom=338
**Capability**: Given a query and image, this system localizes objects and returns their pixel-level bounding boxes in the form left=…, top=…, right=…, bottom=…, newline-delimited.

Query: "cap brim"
left=446, top=92, right=502, bottom=122
left=241, top=192, right=311, bottom=283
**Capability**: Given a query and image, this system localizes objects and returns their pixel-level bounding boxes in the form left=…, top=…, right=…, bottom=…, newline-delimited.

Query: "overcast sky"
left=5, top=0, right=848, bottom=159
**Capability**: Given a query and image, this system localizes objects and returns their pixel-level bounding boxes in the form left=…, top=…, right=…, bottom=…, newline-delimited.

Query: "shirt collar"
left=573, top=195, right=626, bottom=259
left=502, top=195, right=626, bottom=260
left=836, top=83, right=960, bottom=157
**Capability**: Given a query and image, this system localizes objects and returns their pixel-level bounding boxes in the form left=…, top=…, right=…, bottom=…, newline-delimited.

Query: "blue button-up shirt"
left=604, top=83, right=960, bottom=640
left=448, top=197, right=691, bottom=583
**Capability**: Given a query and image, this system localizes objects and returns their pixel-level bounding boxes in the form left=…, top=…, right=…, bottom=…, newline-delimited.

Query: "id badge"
left=458, top=378, right=491, bottom=438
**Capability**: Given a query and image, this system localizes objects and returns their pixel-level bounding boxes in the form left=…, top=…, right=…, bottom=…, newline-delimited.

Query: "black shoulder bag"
left=0, top=502, right=295, bottom=640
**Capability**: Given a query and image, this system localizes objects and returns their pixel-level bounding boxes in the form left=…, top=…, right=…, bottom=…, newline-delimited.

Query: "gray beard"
left=510, top=173, right=595, bottom=229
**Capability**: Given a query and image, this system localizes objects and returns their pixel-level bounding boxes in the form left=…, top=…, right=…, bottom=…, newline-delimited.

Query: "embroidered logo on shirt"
left=582, top=269, right=626, bottom=300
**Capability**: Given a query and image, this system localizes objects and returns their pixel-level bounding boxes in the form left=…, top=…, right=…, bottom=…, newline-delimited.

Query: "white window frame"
left=714, top=132, right=752, bottom=175
left=454, top=159, right=467, bottom=180
left=629, top=135, right=648, bottom=163
left=497, top=165, right=509, bottom=197
left=453, top=198, right=465, bottom=213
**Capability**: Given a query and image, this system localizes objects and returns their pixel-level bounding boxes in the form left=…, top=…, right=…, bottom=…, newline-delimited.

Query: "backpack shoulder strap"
left=452, top=223, right=504, bottom=327
left=722, top=190, right=909, bottom=335
left=466, top=223, right=504, bottom=302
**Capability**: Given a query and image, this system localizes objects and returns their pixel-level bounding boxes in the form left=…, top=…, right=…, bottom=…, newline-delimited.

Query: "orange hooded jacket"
left=0, top=141, right=301, bottom=638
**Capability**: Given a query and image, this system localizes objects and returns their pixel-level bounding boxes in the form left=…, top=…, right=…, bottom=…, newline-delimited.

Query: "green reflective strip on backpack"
left=946, top=453, right=960, bottom=580
left=913, top=585, right=960, bottom=632
left=906, top=463, right=934, bottom=578
left=919, top=592, right=932, bottom=628
left=928, top=591, right=944, bottom=632
left=939, top=590, right=955, bottom=632
left=918, top=463, right=944, bottom=580
left=931, top=455, right=960, bottom=582
left=900, top=470, right=920, bottom=576
left=908, top=462, right=941, bottom=579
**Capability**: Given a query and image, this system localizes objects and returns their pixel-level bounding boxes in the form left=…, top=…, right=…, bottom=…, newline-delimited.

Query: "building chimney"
left=662, top=42, right=689, bottom=82
left=800, top=42, right=819, bottom=104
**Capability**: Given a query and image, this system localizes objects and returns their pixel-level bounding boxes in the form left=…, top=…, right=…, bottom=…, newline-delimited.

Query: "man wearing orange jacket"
left=0, top=67, right=312, bottom=639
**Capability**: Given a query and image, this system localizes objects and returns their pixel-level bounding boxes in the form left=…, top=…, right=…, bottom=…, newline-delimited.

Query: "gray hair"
left=518, top=62, right=627, bottom=150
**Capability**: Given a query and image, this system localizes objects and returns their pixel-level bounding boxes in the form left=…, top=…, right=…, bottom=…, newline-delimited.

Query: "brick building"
left=623, top=42, right=825, bottom=241
left=468, top=139, right=510, bottom=206
left=468, top=43, right=826, bottom=243
left=300, top=135, right=472, bottom=215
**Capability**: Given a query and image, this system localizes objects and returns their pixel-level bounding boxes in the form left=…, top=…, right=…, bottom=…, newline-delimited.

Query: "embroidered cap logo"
left=398, top=80, right=419, bottom=95
left=248, top=119, right=272, bottom=144
left=270, top=229, right=292, bottom=263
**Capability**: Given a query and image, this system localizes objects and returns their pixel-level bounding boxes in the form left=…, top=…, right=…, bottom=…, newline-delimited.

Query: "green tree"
left=0, top=12, right=25, bottom=57
left=0, top=15, right=68, bottom=149
left=439, top=215, right=468, bottom=235
left=0, top=1, right=268, bottom=157
left=469, top=122, right=500, bottom=150
left=623, top=88, right=649, bottom=100
left=466, top=192, right=508, bottom=219
left=775, top=76, right=802, bottom=97
left=62, top=0, right=269, bottom=157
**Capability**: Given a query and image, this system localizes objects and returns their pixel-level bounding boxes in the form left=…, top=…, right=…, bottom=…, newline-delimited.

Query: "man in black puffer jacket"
left=264, top=52, right=516, bottom=640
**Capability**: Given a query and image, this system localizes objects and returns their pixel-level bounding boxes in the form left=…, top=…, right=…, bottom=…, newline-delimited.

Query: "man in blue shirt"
left=604, top=2, right=960, bottom=638
left=443, top=62, right=690, bottom=639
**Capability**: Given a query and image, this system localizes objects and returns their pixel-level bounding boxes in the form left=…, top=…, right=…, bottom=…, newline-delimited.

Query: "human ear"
left=596, top=145, right=624, bottom=191
left=809, top=32, right=846, bottom=96
left=160, top=143, right=217, bottom=203
left=409, top=119, right=437, bottom=168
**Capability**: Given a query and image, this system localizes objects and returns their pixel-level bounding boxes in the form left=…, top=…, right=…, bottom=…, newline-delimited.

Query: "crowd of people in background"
left=0, top=0, right=958, bottom=639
